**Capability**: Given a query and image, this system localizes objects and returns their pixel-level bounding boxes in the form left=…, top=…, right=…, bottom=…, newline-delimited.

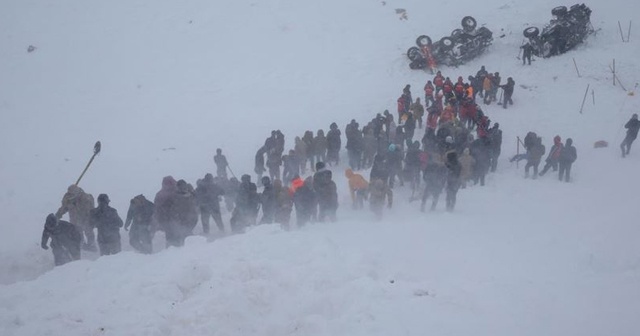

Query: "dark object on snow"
left=407, top=16, right=493, bottom=68
left=41, top=214, right=82, bottom=266
left=522, top=4, right=594, bottom=58
left=27, top=45, right=36, bottom=53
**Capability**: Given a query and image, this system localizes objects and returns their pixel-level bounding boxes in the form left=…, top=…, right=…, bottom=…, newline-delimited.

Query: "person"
left=621, top=113, right=640, bottom=158
left=173, top=180, right=198, bottom=245
left=488, top=123, right=503, bottom=172
left=254, top=146, right=267, bottom=182
left=313, top=162, right=338, bottom=222
left=433, top=71, right=445, bottom=92
left=326, top=122, right=342, bottom=166
left=410, top=98, right=425, bottom=129
left=362, top=127, right=378, bottom=169
left=424, top=81, right=435, bottom=107
left=259, top=176, right=277, bottom=224
left=302, top=130, right=316, bottom=173
left=124, top=194, right=154, bottom=254
left=444, top=151, right=462, bottom=212
left=404, top=141, right=422, bottom=194
left=345, top=120, right=363, bottom=170
left=282, top=149, right=300, bottom=186
left=213, top=148, right=228, bottom=179
left=470, top=138, right=491, bottom=186
left=521, top=42, right=534, bottom=65
left=476, top=66, right=488, bottom=97
left=458, top=148, right=476, bottom=188
left=294, top=136, right=308, bottom=174
left=525, top=137, right=545, bottom=179
left=266, top=146, right=283, bottom=181
left=41, top=213, right=81, bottom=266
left=55, top=185, right=96, bottom=251
left=482, top=73, right=493, bottom=105
left=558, top=138, right=577, bottom=182
left=89, top=194, right=123, bottom=256
left=539, top=136, right=563, bottom=176
left=500, top=77, right=515, bottom=109
left=273, top=179, right=293, bottom=229
left=387, top=144, right=404, bottom=188
left=154, top=176, right=179, bottom=248
left=345, top=168, right=368, bottom=210
left=368, top=179, right=393, bottom=220
left=195, top=173, right=225, bottom=234
left=370, top=153, right=389, bottom=184
left=490, top=72, right=501, bottom=103
left=421, top=159, right=446, bottom=211
left=292, top=176, right=317, bottom=226
left=314, top=129, right=328, bottom=164
left=230, top=174, right=259, bottom=233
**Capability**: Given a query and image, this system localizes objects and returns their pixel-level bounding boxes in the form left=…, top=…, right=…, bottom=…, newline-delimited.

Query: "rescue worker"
left=621, top=113, right=640, bottom=158
left=369, top=179, right=393, bottom=220
left=89, top=194, right=123, bottom=256
left=345, top=168, right=369, bottom=210
left=124, top=194, right=154, bottom=254
left=55, top=185, right=96, bottom=251
left=41, top=213, right=81, bottom=266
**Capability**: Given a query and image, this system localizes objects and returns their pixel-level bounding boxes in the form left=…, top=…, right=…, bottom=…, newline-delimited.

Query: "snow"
left=1, top=0, right=640, bottom=335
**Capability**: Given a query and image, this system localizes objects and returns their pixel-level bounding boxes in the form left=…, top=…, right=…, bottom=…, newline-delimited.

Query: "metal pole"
left=628, top=21, right=632, bottom=42
left=618, top=21, right=625, bottom=42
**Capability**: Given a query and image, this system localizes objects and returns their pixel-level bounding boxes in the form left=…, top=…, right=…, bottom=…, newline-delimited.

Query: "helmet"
left=445, top=136, right=454, bottom=144
left=388, top=143, right=396, bottom=152
left=261, top=176, right=271, bottom=186
left=633, top=113, right=638, bottom=119
left=315, top=161, right=326, bottom=171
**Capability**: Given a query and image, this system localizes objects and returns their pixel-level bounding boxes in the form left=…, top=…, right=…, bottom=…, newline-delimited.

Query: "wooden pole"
left=572, top=58, right=581, bottom=77
left=591, top=89, right=595, bottom=105
left=628, top=21, right=632, bottom=42
left=579, top=84, right=590, bottom=114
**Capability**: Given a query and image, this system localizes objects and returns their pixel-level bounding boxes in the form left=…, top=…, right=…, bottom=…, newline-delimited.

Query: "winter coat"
left=294, top=137, right=307, bottom=161
left=313, top=169, right=338, bottom=209
left=410, top=101, right=425, bottom=118
left=41, top=219, right=81, bottom=254
left=483, top=77, right=493, bottom=92
left=274, top=181, right=293, bottom=224
left=55, top=185, right=95, bottom=227
left=369, top=179, right=393, bottom=210
left=370, top=155, right=389, bottom=182
left=327, top=129, right=342, bottom=151
left=260, top=182, right=277, bottom=223
left=345, top=168, right=369, bottom=202
left=302, top=132, right=315, bottom=158
left=195, top=177, right=225, bottom=211
left=90, top=205, right=123, bottom=245
left=423, top=161, right=446, bottom=194
left=254, top=147, right=266, bottom=174
left=125, top=195, right=155, bottom=230
left=154, top=176, right=178, bottom=225
left=314, top=132, right=328, bottom=156
left=625, top=118, right=640, bottom=139
left=546, top=143, right=563, bottom=163
left=528, top=140, right=546, bottom=164
left=173, top=189, right=198, bottom=232
left=559, top=142, right=577, bottom=163
left=236, top=181, right=260, bottom=217
left=293, top=182, right=317, bottom=215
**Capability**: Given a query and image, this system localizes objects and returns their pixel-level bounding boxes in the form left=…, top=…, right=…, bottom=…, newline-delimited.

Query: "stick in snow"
left=619, top=21, right=626, bottom=42
left=572, top=58, right=581, bottom=77
left=579, top=84, right=590, bottom=114
left=628, top=21, right=632, bottom=42
left=592, top=89, right=595, bottom=105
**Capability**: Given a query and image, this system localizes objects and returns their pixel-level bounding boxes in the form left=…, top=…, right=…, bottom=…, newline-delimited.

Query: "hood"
left=162, top=176, right=177, bottom=191
left=345, top=169, right=354, bottom=178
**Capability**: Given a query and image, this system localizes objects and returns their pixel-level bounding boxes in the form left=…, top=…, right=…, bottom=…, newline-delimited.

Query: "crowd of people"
left=42, top=65, right=626, bottom=268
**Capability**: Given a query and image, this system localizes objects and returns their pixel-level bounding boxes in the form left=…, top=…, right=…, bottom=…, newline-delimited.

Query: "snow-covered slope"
left=1, top=0, right=640, bottom=335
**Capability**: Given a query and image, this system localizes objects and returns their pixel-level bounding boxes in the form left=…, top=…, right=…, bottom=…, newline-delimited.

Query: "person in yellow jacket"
left=345, top=168, right=368, bottom=209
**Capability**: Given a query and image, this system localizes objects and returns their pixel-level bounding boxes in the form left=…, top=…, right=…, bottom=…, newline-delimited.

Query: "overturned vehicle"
left=523, top=4, right=594, bottom=58
left=407, top=16, right=493, bottom=69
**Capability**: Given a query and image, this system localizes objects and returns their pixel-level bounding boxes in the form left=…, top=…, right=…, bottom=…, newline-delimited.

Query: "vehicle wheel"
left=440, top=37, right=455, bottom=51
left=523, top=27, right=539, bottom=38
left=407, top=47, right=421, bottom=61
left=451, top=29, right=464, bottom=38
left=416, top=35, right=432, bottom=47
left=551, top=6, right=567, bottom=17
left=461, top=16, right=477, bottom=32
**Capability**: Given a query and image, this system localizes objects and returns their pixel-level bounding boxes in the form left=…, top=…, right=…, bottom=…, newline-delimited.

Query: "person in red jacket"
left=539, top=135, right=563, bottom=176
left=397, top=94, right=406, bottom=122
left=426, top=106, right=439, bottom=138
left=454, top=76, right=465, bottom=102
left=423, top=80, right=435, bottom=107
left=439, top=104, right=455, bottom=125
left=442, top=77, right=454, bottom=102
left=476, top=116, right=490, bottom=139
left=433, top=71, right=445, bottom=92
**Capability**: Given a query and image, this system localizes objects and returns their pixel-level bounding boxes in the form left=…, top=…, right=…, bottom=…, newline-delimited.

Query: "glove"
left=41, top=243, right=49, bottom=250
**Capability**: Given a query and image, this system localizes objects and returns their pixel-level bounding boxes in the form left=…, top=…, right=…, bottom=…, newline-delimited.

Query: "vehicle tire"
left=416, top=35, right=432, bottom=47
left=407, top=47, right=421, bottom=61
left=461, top=16, right=477, bottom=32
left=439, top=37, right=455, bottom=51
left=477, top=27, right=493, bottom=39
left=551, top=6, right=567, bottom=17
left=523, top=27, right=539, bottom=38
left=451, top=29, right=464, bottom=38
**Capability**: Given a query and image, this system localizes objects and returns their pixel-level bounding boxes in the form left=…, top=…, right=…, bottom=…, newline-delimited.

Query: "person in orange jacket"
left=345, top=168, right=369, bottom=209
left=439, top=104, right=455, bottom=125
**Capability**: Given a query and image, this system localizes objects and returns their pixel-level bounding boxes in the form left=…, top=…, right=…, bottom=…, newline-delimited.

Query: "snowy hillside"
left=1, top=0, right=640, bottom=335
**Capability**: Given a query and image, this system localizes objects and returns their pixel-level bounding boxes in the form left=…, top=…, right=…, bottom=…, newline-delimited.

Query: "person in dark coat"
left=273, top=179, right=293, bottom=228
left=89, top=194, right=123, bottom=256
left=41, top=213, right=81, bottom=266
left=230, top=174, right=259, bottom=233
left=345, top=120, right=363, bottom=170
left=292, top=176, right=317, bottom=226
left=326, top=122, right=342, bottom=166
left=282, top=150, right=301, bottom=186
left=470, top=138, right=491, bottom=186
left=386, top=144, right=404, bottom=188
left=488, top=123, right=503, bottom=172
left=404, top=112, right=417, bottom=143
left=445, top=151, right=462, bottom=212
left=313, top=162, right=338, bottom=222
left=558, top=138, right=577, bottom=182
left=195, top=174, right=225, bottom=234
left=213, top=148, right=229, bottom=179
left=302, top=130, right=316, bottom=172
left=173, top=180, right=198, bottom=245
left=621, top=113, right=640, bottom=158
left=499, top=77, right=515, bottom=109
left=540, top=136, right=563, bottom=177
left=421, top=160, right=446, bottom=212
left=259, top=176, right=277, bottom=224
left=266, top=146, right=282, bottom=181
left=124, top=194, right=154, bottom=254
left=476, top=66, right=488, bottom=98
left=521, top=42, right=534, bottom=65
left=369, top=153, right=389, bottom=183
